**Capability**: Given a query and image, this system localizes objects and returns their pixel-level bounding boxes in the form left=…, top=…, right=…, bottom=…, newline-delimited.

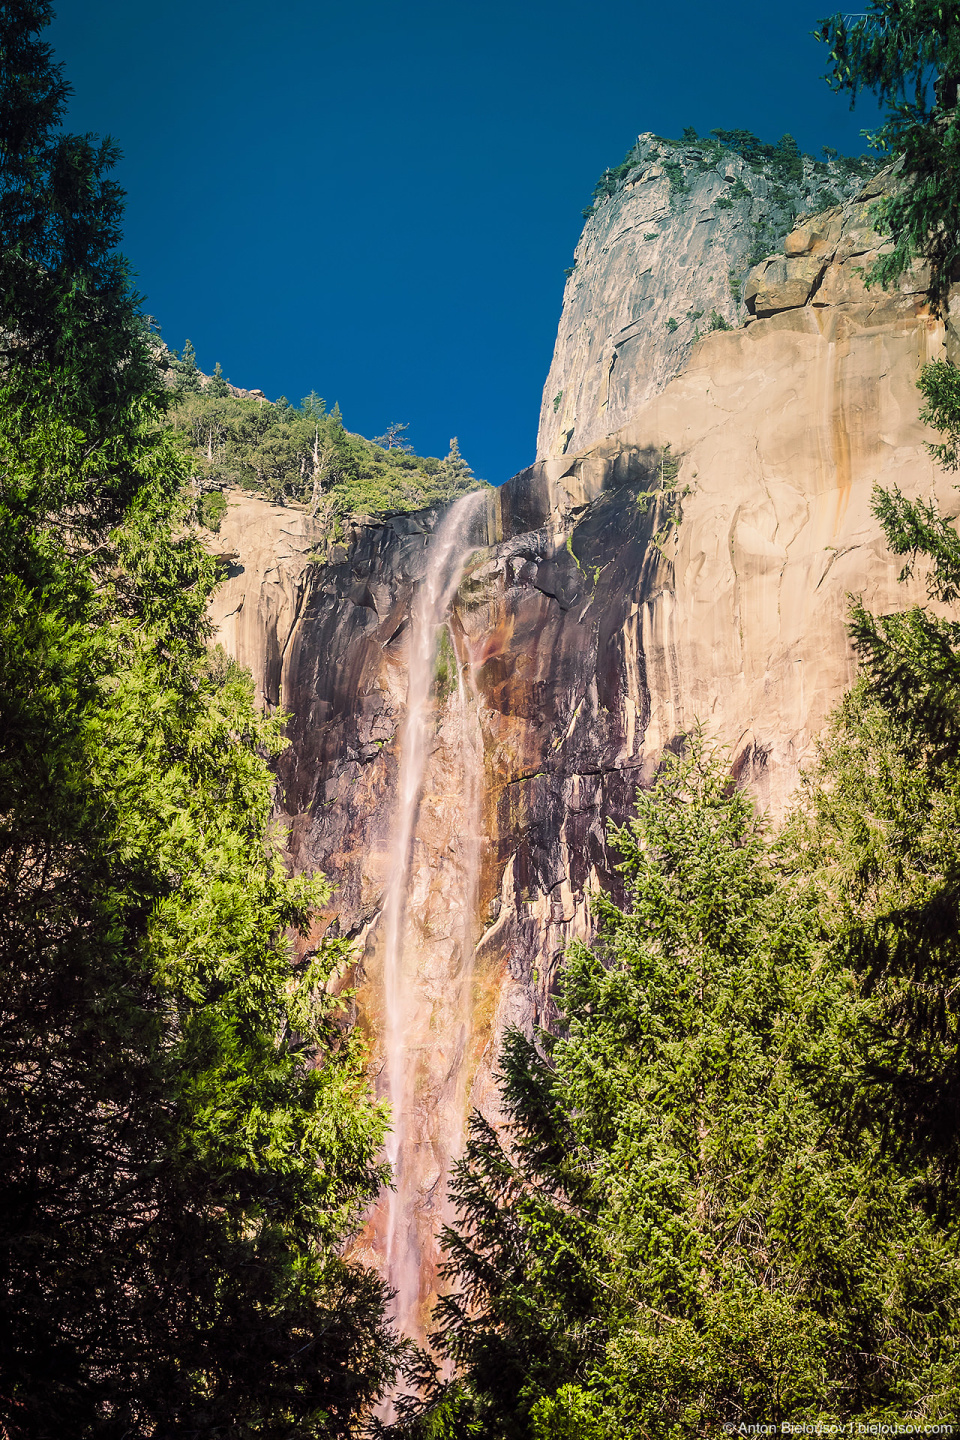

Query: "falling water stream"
left=380, top=490, right=486, bottom=1354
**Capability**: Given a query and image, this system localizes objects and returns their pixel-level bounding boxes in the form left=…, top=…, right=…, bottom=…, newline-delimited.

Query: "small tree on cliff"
left=176, top=336, right=203, bottom=391
left=435, top=436, right=477, bottom=500
left=208, top=358, right=230, bottom=396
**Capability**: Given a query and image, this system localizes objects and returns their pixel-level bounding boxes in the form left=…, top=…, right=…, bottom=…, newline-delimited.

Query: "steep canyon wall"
left=536, top=132, right=878, bottom=459
left=207, top=178, right=955, bottom=1335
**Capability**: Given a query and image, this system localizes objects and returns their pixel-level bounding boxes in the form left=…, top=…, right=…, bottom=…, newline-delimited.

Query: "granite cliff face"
left=207, top=176, right=955, bottom=1338
left=537, top=133, right=877, bottom=460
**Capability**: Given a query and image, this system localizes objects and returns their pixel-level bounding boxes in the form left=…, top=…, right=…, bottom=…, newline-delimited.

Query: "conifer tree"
left=389, top=1030, right=603, bottom=1437
left=177, top=336, right=202, bottom=391
left=0, top=0, right=134, bottom=404
left=796, top=355, right=960, bottom=1199
left=208, top=358, right=230, bottom=396
left=409, top=739, right=960, bottom=1436
left=435, top=437, right=477, bottom=500
left=818, top=0, right=960, bottom=307
left=0, top=4, right=399, bottom=1431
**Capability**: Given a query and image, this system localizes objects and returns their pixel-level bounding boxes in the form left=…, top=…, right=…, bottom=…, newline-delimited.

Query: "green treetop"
left=174, top=336, right=202, bottom=392
left=818, top=0, right=960, bottom=308
left=0, top=3, right=400, bottom=1430
left=208, top=358, right=230, bottom=396
left=398, top=733, right=960, bottom=1437
left=434, top=436, right=476, bottom=498
left=166, top=376, right=487, bottom=522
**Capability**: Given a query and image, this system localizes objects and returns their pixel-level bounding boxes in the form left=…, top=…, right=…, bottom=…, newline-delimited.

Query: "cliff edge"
left=537, top=132, right=879, bottom=459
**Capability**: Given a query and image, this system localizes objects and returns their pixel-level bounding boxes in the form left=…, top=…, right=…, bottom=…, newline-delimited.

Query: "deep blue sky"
left=49, top=0, right=880, bottom=484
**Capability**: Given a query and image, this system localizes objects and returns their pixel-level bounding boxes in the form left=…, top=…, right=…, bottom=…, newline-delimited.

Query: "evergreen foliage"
left=585, top=126, right=876, bottom=287
left=208, top=358, right=230, bottom=396
left=795, top=358, right=960, bottom=1202
left=166, top=369, right=486, bottom=520
left=589, top=126, right=875, bottom=211
left=0, top=3, right=398, bottom=1431
left=818, top=0, right=960, bottom=309
left=177, top=337, right=202, bottom=391
left=436, top=437, right=475, bottom=491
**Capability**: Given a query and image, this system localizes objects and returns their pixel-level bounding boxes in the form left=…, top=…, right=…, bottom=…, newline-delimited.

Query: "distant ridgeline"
left=156, top=341, right=486, bottom=534
left=586, top=126, right=880, bottom=267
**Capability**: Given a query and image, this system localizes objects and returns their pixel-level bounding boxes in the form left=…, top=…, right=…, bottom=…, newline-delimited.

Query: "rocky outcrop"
left=742, top=169, right=928, bottom=321
left=206, top=495, right=322, bottom=708
left=537, top=134, right=876, bottom=460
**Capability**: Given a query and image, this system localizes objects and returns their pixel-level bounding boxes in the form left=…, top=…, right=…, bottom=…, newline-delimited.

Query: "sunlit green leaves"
left=0, top=7, right=397, bottom=1426
left=817, top=1, right=960, bottom=308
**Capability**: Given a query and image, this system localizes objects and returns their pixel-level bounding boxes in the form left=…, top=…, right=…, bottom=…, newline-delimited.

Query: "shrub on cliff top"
left=167, top=370, right=487, bottom=519
left=587, top=125, right=876, bottom=213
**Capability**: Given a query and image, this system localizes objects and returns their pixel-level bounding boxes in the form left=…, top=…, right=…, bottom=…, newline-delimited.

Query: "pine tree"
left=796, top=356, right=960, bottom=1199
left=416, top=736, right=960, bottom=1436
left=300, top=390, right=327, bottom=422
left=208, top=359, right=230, bottom=396
left=385, top=1028, right=604, bottom=1439
left=818, top=0, right=960, bottom=308
left=0, top=5, right=399, bottom=1430
left=177, top=336, right=202, bottom=392
left=373, top=421, right=413, bottom=452
left=773, top=131, right=803, bottom=182
left=436, top=437, right=477, bottom=500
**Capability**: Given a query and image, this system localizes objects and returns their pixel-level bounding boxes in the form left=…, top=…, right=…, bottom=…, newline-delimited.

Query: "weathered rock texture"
left=537, top=133, right=876, bottom=460
left=206, top=495, right=322, bottom=708
left=207, top=186, right=956, bottom=1339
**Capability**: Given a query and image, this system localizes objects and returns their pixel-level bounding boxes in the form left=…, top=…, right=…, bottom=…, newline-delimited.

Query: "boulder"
left=744, top=256, right=825, bottom=316
left=783, top=210, right=842, bottom=257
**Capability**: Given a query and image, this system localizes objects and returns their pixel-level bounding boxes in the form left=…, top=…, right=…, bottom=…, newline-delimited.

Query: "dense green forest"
left=160, top=346, right=484, bottom=528
left=0, top=2, right=402, bottom=1433
left=388, top=4, right=960, bottom=1435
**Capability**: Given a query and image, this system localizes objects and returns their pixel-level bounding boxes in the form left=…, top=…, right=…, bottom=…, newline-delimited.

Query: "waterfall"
left=380, top=489, right=486, bottom=1349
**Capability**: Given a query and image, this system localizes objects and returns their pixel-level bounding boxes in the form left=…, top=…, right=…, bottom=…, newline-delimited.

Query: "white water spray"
left=380, top=490, right=485, bottom=1343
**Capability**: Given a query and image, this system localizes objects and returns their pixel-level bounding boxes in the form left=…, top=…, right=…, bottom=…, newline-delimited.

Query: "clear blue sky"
left=49, top=0, right=880, bottom=485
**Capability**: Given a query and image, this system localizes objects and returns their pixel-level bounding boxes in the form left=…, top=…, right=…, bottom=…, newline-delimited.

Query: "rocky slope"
left=206, top=177, right=955, bottom=1337
left=537, top=132, right=877, bottom=459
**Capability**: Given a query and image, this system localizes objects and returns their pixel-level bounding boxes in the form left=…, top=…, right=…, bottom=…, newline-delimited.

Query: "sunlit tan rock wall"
left=536, top=134, right=876, bottom=460
left=206, top=189, right=956, bottom=1335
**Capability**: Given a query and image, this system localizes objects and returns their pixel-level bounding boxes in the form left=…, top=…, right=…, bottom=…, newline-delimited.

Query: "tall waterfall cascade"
left=378, top=489, right=487, bottom=1349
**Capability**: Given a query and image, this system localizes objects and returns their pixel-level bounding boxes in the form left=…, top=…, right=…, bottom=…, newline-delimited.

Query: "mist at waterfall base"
left=51, top=0, right=880, bottom=487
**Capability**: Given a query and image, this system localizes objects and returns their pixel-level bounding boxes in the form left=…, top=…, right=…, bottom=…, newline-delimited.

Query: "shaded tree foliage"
left=399, top=735, right=960, bottom=1438
left=818, top=0, right=960, bottom=308
left=794, top=357, right=960, bottom=1202
left=0, top=4, right=398, bottom=1433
